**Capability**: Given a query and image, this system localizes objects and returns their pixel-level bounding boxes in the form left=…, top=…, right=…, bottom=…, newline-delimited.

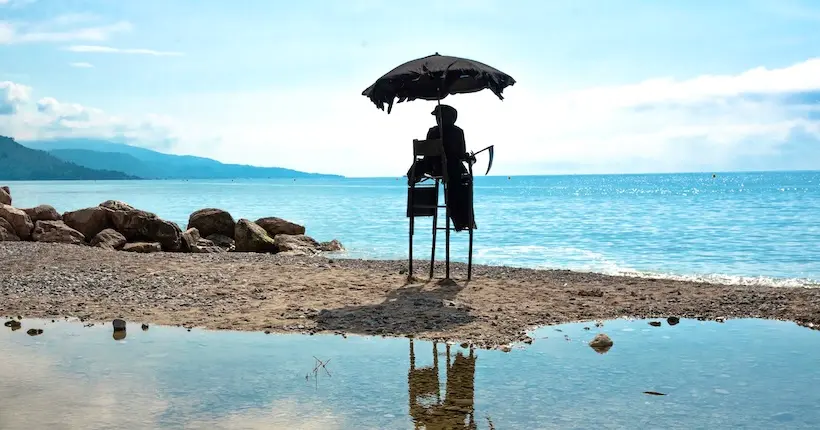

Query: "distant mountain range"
left=16, top=138, right=342, bottom=180
left=1, top=136, right=136, bottom=180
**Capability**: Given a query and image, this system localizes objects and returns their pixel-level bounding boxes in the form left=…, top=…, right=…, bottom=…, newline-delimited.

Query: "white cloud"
left=1, top=58, right=820, bottom=176
left=0, top=19, right=131, bottom=44
left=0, top=81, right=30, bottom=115
left=66, top=44, right=183, bottom=56
left=69, top=62, right=94, bottom=68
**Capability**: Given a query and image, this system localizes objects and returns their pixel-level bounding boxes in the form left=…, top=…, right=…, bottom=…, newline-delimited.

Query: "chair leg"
left=429, top=179, right=438, bottom=279
left=408, top=182, right=415, bottom=279
left=444, top=182, right=451, bottom=280
left=468, top=180, right=474, bottom=281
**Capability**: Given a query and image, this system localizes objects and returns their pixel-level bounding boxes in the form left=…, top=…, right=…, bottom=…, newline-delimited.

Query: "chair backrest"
left=413, top=139, right=444, bottom=157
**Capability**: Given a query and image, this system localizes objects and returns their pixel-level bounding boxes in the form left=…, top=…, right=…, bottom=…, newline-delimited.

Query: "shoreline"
left=2, top=242, right=819, bottom=348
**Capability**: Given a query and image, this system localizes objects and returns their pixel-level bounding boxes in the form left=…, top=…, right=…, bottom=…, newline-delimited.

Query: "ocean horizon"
left=5, top=170, right=819, bottom=288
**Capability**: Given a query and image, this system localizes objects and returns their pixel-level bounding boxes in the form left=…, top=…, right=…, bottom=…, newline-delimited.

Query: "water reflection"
left=408, top=339, right=477, bottom=429
left=2, top=318, right=820, bottom=429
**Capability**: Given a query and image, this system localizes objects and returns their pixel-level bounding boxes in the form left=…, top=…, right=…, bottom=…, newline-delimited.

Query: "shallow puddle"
left=1, top=317, right=819, bottom=429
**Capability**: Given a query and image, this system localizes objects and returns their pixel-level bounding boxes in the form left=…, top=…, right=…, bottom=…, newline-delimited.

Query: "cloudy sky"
left=1, top=0, right=820, bottom=177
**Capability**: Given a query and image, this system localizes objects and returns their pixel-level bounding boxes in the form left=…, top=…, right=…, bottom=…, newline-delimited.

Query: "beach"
left=2, top=241, right=818, bottom=348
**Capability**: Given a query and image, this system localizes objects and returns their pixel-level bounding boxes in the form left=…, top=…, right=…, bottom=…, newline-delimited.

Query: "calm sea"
left=5, top=171, right=819, bottom=287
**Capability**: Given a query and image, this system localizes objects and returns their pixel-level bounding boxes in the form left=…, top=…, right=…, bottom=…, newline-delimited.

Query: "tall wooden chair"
left=407, top=138, right=475, bottom=280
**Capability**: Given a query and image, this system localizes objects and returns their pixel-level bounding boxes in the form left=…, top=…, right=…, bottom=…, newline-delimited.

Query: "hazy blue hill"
left=0, top=136, right=136, bottom=181
left=22, top=138, right=342, bottom=179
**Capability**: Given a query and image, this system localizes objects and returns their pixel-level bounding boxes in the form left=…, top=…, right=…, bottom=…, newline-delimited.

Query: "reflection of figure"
left=408, top=339, right=477, bottom=429
left=406, top=105, right=476, bottom=232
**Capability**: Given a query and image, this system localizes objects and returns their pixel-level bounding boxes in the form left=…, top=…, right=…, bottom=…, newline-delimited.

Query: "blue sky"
left=2, top=0, right=820, bottom=176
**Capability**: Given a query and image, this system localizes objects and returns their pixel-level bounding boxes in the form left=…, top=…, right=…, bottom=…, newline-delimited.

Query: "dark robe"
left=407, top=124, right=476, bottom=231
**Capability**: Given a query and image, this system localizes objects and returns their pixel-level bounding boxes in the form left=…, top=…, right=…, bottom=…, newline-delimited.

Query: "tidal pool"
left=1, top=317, right=819, bottom=429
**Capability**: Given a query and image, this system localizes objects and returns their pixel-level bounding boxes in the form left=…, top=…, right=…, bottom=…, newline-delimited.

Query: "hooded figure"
left=407, top=104, right=476, bottom=231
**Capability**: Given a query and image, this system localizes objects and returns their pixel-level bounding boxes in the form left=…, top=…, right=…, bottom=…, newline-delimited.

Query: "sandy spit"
left=2, top=242, right=819, bottom=348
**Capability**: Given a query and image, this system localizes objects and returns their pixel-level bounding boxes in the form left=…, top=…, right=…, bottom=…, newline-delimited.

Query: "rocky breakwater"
left=0, top=186, right=344, bottom=256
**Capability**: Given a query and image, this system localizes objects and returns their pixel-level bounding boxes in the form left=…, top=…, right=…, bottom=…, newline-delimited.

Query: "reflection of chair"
left=408, top=339, right=477, bottom=429
left=407, top=139, right=475, bottom=280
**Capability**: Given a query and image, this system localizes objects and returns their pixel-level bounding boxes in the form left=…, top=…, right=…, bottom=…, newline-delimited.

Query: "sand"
left=2, top=242, right=819, bottom=348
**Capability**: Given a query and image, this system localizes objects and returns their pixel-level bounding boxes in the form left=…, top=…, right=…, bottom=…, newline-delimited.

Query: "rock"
left=206, top=233, right=235, bottom=250
left=648, top=321, right=662, bottom=327
left=139, top=218, right=182, bottom=251
left=181, top=227, right=201, bottom=251
left=255, top=216, right=305, bottom=237
left=273, top=234, right=320, bottom=255
left=112, top=319, right=126, bottom=331
left=22, top=205, right=61, bottom=222
left=181, top=227, right=224, bottom=253
left=318, top=239, right=345, bottom=252
left=0, top=217, right=20, bottom=241
left=716, top=317, right=726, bottom=323
left=0, top=204, right=34, bottom=240
left=667, top=316, right=680, bottom=326
left=26, top=328, right=43, bottom=336
left=90, top=228, right=127, bottom=250
left=62, top=206, right=112, bottom=240
left=589, top=333, right=613, bottom=353
left=234, top=219, right=277, bottom=253
left=122, top=242, right=162, bottom=253
left=108, top=209, right=157, bottom=239
left=141, top=323, right=149, bottom=331
left=4, top=320, right=21, bottom=329
left=31, top=220, right=86, bottom=245
left=99, top=200, right=135, bottom=211
left=188, top=208, right=235, bottom=238
left=0, top=186, right=10, bottom=205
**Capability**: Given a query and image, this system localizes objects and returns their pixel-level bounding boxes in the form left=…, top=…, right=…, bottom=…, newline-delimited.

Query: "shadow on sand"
left=312, top=277, right=475, bottom=337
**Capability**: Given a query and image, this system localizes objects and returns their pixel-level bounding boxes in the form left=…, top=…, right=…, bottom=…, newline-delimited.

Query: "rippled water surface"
left=7, top=171, right=820, bottom=286
left=2, top=318, right=820, bottom=429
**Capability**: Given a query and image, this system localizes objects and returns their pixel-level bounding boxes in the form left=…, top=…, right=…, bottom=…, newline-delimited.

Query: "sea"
left=5, top=171, right=819, bottom=287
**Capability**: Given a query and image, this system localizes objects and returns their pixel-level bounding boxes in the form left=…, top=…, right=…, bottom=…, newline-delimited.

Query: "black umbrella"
left=361, top=52, right=514, bottom=175
left=362, top=52, right=516, bottom=113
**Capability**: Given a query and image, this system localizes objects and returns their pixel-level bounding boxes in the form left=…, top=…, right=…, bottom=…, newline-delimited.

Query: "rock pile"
left=0, top=186, right=344, bottom=256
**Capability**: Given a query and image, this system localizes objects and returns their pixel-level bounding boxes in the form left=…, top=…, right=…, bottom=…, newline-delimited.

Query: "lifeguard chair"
left=406, top=138, right=477, bottom=280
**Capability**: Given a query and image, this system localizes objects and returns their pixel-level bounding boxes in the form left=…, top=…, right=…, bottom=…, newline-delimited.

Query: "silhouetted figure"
left=407, top=105, right=476, bottom=231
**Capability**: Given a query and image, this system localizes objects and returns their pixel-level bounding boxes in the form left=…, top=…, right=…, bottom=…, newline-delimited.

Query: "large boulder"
left=234, top=219, right=277, bottom=253
left=319, top=239, right=344, bottom=252
left=99, top=200, right=135, bottom=212
left=273, top=234, right=320, bottom=255
left=188, top=208, right=235, bottom=238
left=0, top=204, right=34, bottom=240
left=0, top=186, right=10, bottom=205
left=255, top=217, right=306, bottom=237
left=139, top=218, right=182, bottom=251
left=23, top=205, right=61, bottom=222
left=206, top=233, right=235, bottom=251
left=122, top=242, right=162, bottom=253
left=31, top=220, right=85, bottom=245
left=0, top=217, right=20, bottom=241
left=108, top=209, right=157, bottom=239
left=90, top=228, right=127, bottom=250
left=62, top=207, right=112, bottom=240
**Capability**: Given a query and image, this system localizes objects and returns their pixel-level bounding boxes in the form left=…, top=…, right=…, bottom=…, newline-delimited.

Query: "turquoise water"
left=2, top=318, right=819, bottom=429
left=6, top=171, right=820, bottom=286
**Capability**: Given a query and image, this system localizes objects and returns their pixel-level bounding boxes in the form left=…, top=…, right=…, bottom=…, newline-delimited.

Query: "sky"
left=1, top=0, right=820, bottom=177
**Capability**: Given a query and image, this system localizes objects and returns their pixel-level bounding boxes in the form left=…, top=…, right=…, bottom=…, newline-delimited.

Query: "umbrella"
left=361, top=52, right=515, bottom=175
left=362, top=52, right=516, bottom=114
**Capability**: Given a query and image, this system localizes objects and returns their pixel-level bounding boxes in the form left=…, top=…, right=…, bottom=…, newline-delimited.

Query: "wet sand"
left=2, top=242, right=819, bottom=348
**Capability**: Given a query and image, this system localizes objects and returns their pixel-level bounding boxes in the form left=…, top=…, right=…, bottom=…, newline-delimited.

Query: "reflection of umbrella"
left=362, top=52, right=516, bottom=113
